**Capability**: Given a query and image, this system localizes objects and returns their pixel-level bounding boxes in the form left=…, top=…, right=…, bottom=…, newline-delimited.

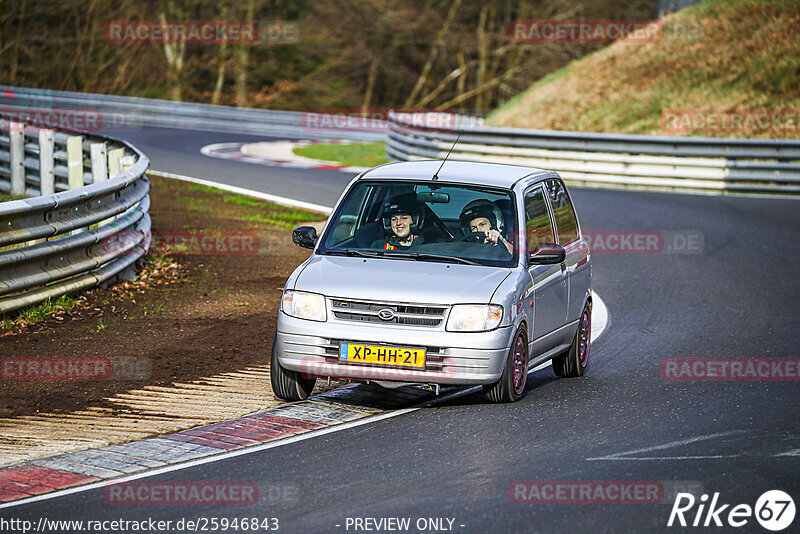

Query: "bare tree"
left=403, top=0, right=462, bottom=108
left=212, top=0, right=230, bottom=105
left=159, top=0, right=187, bottom=101
left=235, top=0, right=255, bottom=107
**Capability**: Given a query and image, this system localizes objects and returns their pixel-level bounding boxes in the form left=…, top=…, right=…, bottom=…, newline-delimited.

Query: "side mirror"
left=293, top=226, right=318, bottom=249
left=529, top=242, right=566, bottom=265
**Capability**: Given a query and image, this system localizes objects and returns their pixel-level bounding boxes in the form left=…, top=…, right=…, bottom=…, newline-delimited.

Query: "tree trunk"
left=403, top=0, right=462, bottom=108
left=457, top=52, right=467, bottom=114
left=235, top=0, right=255, bottom=107
left=474, top=5, right=489, bottom=115
left=435, top=67, right=518, bottom=110
left=361, top=56, right=379, bottom=114
left=212, top=0, right=230, bottom=105
left=160, top=1, right=186, bottom=101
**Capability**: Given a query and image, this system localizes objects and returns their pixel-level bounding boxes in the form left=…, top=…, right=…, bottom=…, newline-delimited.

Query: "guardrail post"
left=104, top=147, right=126, bottom=224
left=92, top=142, right=116, bottom=226
left=66, top=135, right=84, bottom=189
left=90, top=143, right=108, bottom=183
left=9, top=122, right=25, bottom=196
left=108, top=148, right=124, bottom=178
left=39, top=129, right=55, bottom=196
left=121, top=153, right=136, bottom=172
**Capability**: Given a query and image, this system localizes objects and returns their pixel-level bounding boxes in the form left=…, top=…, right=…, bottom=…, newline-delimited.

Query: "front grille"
left=331, top=299, right=446, bottom=327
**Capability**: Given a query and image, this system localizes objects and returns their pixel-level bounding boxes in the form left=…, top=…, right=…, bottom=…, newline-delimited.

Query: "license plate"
left=338, top=342, right=426, bottom=370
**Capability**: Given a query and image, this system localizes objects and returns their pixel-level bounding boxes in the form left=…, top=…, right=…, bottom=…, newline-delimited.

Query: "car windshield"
left=318, top=180, right=518, bottom=267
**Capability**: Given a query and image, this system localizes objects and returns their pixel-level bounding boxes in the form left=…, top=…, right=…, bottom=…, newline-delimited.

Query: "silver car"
left=272, top=161, right=592, bottom=403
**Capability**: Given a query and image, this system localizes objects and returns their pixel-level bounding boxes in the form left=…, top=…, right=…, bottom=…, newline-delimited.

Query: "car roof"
left=358, top=160, right=556, bottom=188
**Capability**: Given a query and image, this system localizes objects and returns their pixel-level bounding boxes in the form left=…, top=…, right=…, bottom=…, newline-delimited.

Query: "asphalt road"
left=103, top=126, right=355, bottom=207
left=3, top=127, right=799, bottom=533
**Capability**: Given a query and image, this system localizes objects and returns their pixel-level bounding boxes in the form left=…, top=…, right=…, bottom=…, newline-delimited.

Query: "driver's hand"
left=485, top=229, right=514, bottom=254
left=484, top=229, right=503, bottom=245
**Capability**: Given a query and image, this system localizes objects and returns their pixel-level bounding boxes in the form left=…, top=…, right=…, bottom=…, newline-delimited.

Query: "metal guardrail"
left=0, top=118, right=151, bottom=314
left=386, top=111, right=800, bottom=195
left=0, top=85, right=385, bottom=142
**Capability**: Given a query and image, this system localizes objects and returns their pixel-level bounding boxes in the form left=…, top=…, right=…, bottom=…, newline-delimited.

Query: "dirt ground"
left=0, top=176, right=327, bottom=418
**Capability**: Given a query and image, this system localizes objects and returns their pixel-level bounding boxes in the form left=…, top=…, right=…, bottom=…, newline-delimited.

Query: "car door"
left=523, top=184, right=569, bottom=355
left=544, top=178, right=590, bottom=326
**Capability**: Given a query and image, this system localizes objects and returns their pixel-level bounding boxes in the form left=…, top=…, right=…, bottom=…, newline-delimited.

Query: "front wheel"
left=552, top=303, right=591, bottom=378
left=484, top=328, right=528, bottom=403
left=270, top=333, right=316, bottom=401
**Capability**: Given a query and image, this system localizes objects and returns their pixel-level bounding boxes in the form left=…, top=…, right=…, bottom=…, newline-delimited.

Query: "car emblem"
left=377, top=308, right=395, bottom=321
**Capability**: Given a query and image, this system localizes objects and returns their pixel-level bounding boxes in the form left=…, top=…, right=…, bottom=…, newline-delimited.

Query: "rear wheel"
left=484, top=328, right=528, bottom=403
left=270, top=333, right=316, bottom=401
left=552, top=303, right=591, bottom=378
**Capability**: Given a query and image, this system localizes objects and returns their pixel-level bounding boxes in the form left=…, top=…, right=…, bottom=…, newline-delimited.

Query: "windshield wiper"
left=325, top=248, right=382, bottom=258
left=383, top=251, right=480, bottom=266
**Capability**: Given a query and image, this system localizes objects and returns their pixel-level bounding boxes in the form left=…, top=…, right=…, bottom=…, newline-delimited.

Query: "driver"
left=371, top=193, right=425, bottom=250
left=459, top=199, right=513, bottom=254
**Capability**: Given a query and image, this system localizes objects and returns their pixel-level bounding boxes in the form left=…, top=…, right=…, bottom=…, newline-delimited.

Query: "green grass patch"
left=239, top=210, right=319, bottom=229
left=293, top=142, right=389, bottom=168
left=0, top=191, right=25, bottom=202
left=183, top=183, right=326, bottom=228
left=2, top=295, right=81, bottom=331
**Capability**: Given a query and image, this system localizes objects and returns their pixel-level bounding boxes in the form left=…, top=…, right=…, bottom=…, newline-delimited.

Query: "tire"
left=270, top=333, right=316, bottom=401
left=484, top=327, right=528, bottom=403
left=552, top=303, right=591, bottom=378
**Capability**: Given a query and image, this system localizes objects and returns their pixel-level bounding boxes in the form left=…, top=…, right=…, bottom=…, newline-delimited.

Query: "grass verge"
left=0, top=192, right=24, bottom=202
left=186, top=183, right=328, bottom=228
left=293, top=141, right=390, bottom=167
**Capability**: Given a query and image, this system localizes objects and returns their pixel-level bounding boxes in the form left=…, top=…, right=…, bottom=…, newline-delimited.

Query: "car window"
left=524, top=187, right=555, bottom=253
left=319, top=180, right=518, bottom=267
left=327, top=183, right=371, bottom=246
left=544, top=179, right=579, bottom=244
left=413, top=185, right=486, bottom=220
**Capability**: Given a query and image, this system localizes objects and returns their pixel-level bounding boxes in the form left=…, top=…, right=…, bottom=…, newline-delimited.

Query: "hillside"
left=487, top=0, right=800, bottom=138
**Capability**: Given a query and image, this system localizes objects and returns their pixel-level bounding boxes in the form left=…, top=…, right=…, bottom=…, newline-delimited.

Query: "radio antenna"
left=432, top=129, right=463, bottom=181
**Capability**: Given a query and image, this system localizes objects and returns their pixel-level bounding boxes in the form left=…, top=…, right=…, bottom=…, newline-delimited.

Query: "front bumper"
left=275, top=311, right=514, bottom=385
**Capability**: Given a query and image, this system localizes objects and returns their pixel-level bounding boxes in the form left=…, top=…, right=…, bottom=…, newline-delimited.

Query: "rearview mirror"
left=417, top=191, right=450, bottom=203
left=529, top=243, right=566, bottom=265
left=293, top=226, right=318, bottom=249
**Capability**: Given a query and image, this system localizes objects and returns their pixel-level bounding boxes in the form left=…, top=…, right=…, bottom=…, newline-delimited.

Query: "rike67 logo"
left=668, top=490, right=795, bottom=531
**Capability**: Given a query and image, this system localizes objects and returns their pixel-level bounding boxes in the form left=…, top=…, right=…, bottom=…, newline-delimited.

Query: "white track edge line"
left=0, top=408, right=417, bottom=510
left=148, top=169, right=333, bottom=214
left=0, top=294, right=610, bottom=509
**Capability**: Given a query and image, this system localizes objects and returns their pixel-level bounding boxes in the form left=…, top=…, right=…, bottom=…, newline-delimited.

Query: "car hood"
left=294, top=255, right=511, bottom=305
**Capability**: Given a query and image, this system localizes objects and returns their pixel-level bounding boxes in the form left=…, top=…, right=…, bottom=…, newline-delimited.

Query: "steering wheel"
left=463, top=231, right=487, bottom=243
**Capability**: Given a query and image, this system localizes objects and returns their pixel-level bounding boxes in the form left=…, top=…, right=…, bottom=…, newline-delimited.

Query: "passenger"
left=371, top=194, right=425, bottom=250
left=459, top=199, right=513, bottom=254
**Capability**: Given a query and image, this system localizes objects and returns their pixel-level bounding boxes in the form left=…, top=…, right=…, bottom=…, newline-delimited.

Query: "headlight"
left=281, top=290, right=327, bottom=322
left=446, top=304, right=503, bottom=332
